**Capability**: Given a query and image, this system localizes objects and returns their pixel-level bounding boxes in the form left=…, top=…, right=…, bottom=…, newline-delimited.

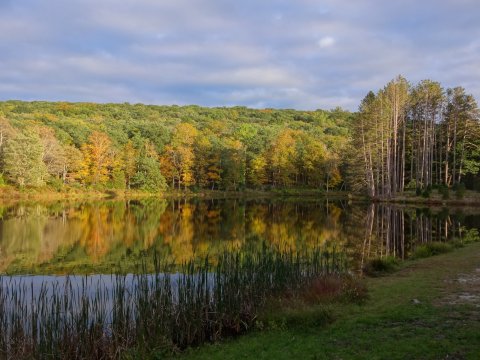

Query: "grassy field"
left=179, top=242, right=480, bottom=360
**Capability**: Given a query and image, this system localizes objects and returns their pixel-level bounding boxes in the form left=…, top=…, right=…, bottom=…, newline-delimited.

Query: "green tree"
left=38, top=127, right=67, bottom=180
left=131, top=141, right=167, bottom=192
left=221, top=138, right=246, bottom=190
left=444, top=87, right=479, bottom=185
left=123, top=140, right=137, bottom=189
left=4, top=130, right=48, bottom=187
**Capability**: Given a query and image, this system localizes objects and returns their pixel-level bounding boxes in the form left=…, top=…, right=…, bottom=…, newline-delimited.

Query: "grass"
left=0, top=245, right=349, bottom=359
left=180, top=241, right=480, bottom=360
left=2, top=231, right=478, bottom=359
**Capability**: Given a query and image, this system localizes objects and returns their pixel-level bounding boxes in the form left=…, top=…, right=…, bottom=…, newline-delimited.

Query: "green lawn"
left=178, top=242, right=480, bottom=360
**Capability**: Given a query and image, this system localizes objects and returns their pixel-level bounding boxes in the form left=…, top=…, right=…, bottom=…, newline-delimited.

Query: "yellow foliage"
left=78, top=131, right=113, bottom=186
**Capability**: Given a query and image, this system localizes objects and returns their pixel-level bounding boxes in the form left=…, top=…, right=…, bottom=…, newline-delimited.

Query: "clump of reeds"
left=0, top=245, right=348, bottom=359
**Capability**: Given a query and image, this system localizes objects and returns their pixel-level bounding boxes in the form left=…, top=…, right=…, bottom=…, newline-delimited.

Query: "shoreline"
left=0, top=186, right=479, bottom=206
left=181, top=241, right=480, bottom=359
left=0, top=187, right=364, bottom=203
left=370, top=189, right=480, bottom=206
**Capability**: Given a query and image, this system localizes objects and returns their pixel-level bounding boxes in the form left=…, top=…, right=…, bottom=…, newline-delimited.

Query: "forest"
left=0, top=101, right=351, bottom=192
left=0, top=75, right=478, bottom=196
left=350, top=76, right=480, bottom=197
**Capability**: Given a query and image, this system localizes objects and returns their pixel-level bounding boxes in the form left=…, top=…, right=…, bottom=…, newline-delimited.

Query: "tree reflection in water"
left=0, top=199, right=477, bottom=274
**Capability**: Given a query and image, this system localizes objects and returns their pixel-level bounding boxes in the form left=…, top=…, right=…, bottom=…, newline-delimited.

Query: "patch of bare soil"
left=439, top=268, right=480, bottom=307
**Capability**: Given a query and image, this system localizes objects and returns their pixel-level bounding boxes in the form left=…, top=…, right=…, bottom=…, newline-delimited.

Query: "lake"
left=1, top=197, right=479, bottom=357
left=0, top=198, right=478, bottom=275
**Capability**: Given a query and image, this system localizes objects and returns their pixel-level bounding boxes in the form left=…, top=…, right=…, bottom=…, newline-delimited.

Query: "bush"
left=422, top=188, right=431, bottom=198
left=405, top=180, right=417, bottom=190
left=411, top=242, right=453, bottom=259
left=341, top=276, right=369, bottom=304
left=455, top=183, right=466, bottom=199
left=47, top=177, right=64, bottom=192
left=258, top=274, right=367, bottom=331
left=459, top=228, right=480, bottom=244
left=438, top=185, right=450, bottom=200
left=363, top=256, right=399, bottom=276
left=301, top=275, right=344, bottom=303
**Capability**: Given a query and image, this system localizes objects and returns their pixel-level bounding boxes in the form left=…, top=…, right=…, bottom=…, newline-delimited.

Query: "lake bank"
left=180, top=241, right=480, bottom=359
left=0, top=186, right=365, bottom=202
left=372, top=189, right=480, bottom=206
left=2, top=185, right=480, bottom=206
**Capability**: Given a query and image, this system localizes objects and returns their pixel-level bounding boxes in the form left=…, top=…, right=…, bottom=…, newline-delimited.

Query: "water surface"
left=0, top=198, right=478, bottom=274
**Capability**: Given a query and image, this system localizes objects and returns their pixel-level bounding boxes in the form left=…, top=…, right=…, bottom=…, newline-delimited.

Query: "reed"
left=0, top=245, right=347, bottom=359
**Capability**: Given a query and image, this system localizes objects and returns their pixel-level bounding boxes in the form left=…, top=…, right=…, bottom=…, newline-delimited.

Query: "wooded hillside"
left=0, top=102, right=351, bottom=192
left=0, top=76, right=478, bottom=196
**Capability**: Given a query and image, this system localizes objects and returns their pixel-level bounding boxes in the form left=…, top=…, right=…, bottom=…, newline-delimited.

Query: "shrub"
left=459, top=228, right=480, bottom=244
left=341, top=276, right=369, bottom=304
left=455, top=183, right=466, bottom=199
left=438, top=185, right=450, bottom=200
left=405, top=180, right=415, bottom=190
left=363, top=256, right=399, bottom=276
left=301, top=275, right=344, bottom=303
left=411, top=242, right=453, bottom=259
left=282, top=306, right=333, bottom=329
left=47, top=177, right=64, bottom=192
left=422, top=188, right=431, bottom=198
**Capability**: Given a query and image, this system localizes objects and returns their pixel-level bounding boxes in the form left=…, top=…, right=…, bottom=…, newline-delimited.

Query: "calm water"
left=0, top=198, right=478, bottom=274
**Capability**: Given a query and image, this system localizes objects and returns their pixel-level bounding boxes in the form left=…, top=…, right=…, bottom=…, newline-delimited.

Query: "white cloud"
left=0, top=0, right=479, bottom=110
left=318, top=36, right=336, bottom=48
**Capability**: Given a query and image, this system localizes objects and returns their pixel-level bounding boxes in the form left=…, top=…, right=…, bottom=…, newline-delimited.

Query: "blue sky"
left=0, top=0, right=479, bottom=110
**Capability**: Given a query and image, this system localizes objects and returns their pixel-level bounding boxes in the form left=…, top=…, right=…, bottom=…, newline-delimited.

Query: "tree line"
left=0, top=102, right=351, bottom=192
left=0, top=77, right=478, bottom=197
left=349, top=76, right=480, bottom=197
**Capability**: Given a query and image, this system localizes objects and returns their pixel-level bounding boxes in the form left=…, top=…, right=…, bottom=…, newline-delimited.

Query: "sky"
left=0, top=0, right=479, bottom=111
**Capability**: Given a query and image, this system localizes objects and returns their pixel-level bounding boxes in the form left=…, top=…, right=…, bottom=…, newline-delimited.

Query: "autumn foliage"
left=0, top=101, right=350, bottom=192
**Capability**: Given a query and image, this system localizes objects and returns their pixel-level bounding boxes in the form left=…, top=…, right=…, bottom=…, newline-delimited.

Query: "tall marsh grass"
left=0, top=245, right=347, bottom=359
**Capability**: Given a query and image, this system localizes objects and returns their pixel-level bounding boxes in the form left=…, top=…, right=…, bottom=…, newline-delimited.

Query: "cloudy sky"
left=0, top=0, right=479, bottom=110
